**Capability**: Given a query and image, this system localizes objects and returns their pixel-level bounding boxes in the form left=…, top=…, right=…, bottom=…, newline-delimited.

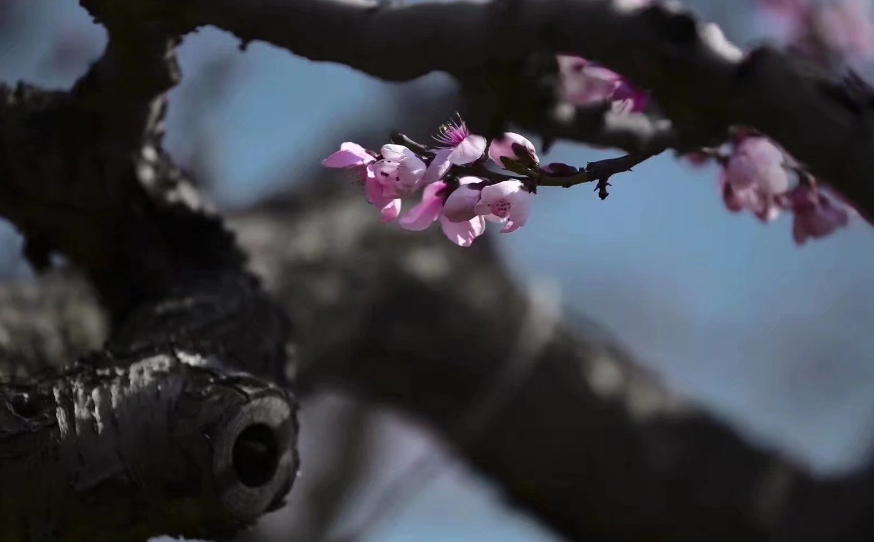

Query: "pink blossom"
left=443, top=176, right=485, bottom=222
left=399, top=180, right=486, bottom=246
left=719, top=137, right=790, bottom=222
left=815, top=0, right=874, bottom=59
left=488, top=133, right=540, bottom=169
left=787, top=184, right=852, bottom=245
left=423, top=117, right=488, bottom=185
left=323, top=142, right=401, bottom=222
left=556, top=56, right=649, bottom=113
left=374, top=144, right=427, bottom=198
left=474, top=180, right=533, bottom=233
left=557, top=56, right=622, bottom=105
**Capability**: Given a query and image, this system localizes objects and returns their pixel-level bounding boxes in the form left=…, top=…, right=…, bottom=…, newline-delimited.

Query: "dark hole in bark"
left=232, top=424, right=278, bottom=488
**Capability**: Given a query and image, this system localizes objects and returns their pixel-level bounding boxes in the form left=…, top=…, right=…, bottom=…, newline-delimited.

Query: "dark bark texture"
left=2, top=0, right=874, bottom=541
left=0, top=9, right=299, bottom=541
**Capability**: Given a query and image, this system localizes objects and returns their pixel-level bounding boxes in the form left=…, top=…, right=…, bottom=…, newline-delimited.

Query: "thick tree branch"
left=0, top=352, right=296, bottom=542
left=224, top=178, right=802, bottom=542
left=144, top=0, right=874, bottom=218
left=0, top=18, right=298, bottom=540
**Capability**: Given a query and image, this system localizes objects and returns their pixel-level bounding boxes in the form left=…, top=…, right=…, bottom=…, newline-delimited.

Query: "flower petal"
left=443, top=178, right=483, bottom=222
left=502, top=191, right=532, bottom=233
left=439, top=215, right=486, bottom=247
left=480, top=180, right=526, bottom=202
left=422, top=148, right=453, bottom=185
left=380, top=198, right=402, bottom=222
left=380, top=144, right=410, bottom=161
left=365, top=173, right=402, bottom=222
left=323, top=142, right=374, bottom=168
left=448, top=134, right=487, bottom=165
left=400, top=182, right=447, bottom=231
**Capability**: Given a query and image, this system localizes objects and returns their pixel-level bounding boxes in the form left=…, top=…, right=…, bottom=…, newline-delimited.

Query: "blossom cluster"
left=694, top=133, right=855, bottom=245
left=323, top=118, right=547, bottom=246
left=323, top=115, right=857, bottom=247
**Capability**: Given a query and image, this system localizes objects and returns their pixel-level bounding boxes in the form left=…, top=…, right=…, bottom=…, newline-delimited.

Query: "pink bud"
left=487, top=133, right=540, bottom=169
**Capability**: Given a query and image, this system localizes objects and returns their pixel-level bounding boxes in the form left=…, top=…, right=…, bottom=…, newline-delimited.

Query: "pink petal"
left=397, top=155, right=427, bottom=189
left=731, top=137, right=790, bottom=194
left=365, top=173, right=402, bottom=222
left=380, top=199, right=402, bottom=222
left=380, top=144, right=411, bottom=161
left=502, top=191, right=532, bottom=233
left=443, top=177, right=483, bottom=222
left=323, top=142, right=374, bottom=168
left=399, top=182, right=448, bottom=231
left=560, top=63, right=623, bottom=105
left=447, top=134, right=487, bottom=165
left=479, top=180, right=526, bottom=203
left=423, top=148, right=453, bottom=185
left=439, top=215, right=486, bottom=247
left=374, top=150, right=427, bottom=197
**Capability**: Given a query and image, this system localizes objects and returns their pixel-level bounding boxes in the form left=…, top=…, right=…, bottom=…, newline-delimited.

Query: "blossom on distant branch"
left=556, top=56, right=649, bottom=112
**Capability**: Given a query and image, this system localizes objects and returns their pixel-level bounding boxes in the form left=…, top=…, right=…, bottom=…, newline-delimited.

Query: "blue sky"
left=5, top=0, right=874, bottom=540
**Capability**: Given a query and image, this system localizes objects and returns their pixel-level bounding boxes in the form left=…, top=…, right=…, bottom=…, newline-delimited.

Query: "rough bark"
left=0, top=352, right=295, bottom=542
left=0, top=9, right=299, bottom=540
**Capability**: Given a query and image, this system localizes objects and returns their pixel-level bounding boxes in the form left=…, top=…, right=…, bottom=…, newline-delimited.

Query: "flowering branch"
left=140, top=0, right=874, bottom=221
left=324, top=110, right=856, bottom=247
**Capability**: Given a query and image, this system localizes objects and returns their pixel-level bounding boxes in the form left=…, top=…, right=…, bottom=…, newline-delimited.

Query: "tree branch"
left=143, top=0, right=874, bottom=218
left=224, top=177, right=807, bottom=542
left=0, top=351, right=296, bottom=542
left=0, top=17, right=298, bottom=540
